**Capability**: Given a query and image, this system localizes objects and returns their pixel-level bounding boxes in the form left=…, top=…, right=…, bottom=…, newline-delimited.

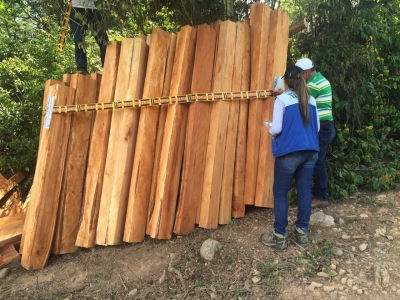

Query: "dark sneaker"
left=311, top=198, right=329, bottom=209
left=76, top=68, right=87, bottom=75
left=292, top=225, right=309, bottom=244
left=260, top=231, right=287, bottom=250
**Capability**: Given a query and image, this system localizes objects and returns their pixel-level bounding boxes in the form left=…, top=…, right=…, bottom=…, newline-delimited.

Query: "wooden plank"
left=0, top=213, right=25, bottom=248
left=0, top=243, right=20, bottom=269
left=147, top=33, right=177, bottom=235
left=74, top=41, right=121, bottom=248
left=0, top=172, right=24, bottom=200
left=21, top=84, right=75, bottom=270
left=173, top=24, right=217, bottom=235
left=198, top=20, right=237, bottom=229
left=232, top=21, right=251, bottom=218
left=90, top=72, right=103, bottom=102
left=96, top=37, right=148, bottom=246
left=148, top=25, right=196, bottom=239
left=51, top=74, right=97, bottom=254
left=244, top=3, right=272, bottom=205
left=0, top=174, right=7, bottom=188
left=62, top=73, right=72, bottom=86
left=123, top=28, right=170, bottom=243
left=256, top=10, right=290, bottom=208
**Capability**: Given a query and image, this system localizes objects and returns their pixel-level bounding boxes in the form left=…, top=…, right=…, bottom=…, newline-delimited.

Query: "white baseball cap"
left=295, top=58, right=314, bottom=70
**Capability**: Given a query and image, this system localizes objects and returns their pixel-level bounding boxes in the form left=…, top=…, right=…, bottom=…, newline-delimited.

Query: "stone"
left=342, top=234, right=351, bottom=240
left=0, top=268, right=10, bottom=279
left=309, top=212, right=335, bottom=227
left=374, top=263, right=390, bottom=287
left=359, top=243, right=368, bottom=251
left=341, top=278, right=347, bottom=284
left=375, top=228, right=386, bottom=237
left=360, top=214, right=369, bottom=218
left=332, top=249, right=343, bottom=256
left=252, top=276, right=261, bottom=283
left=128, top=289, right=138, bottom=297
left=357, top=289, right=363, bottom=294
left=338, top=218, right=345, bottom=226
left=323, top=286, right=335, bottom=292
left=200, top=239, right=222, bottom=261
left=317, top=272, right=330, bottom=278
left=339, top=270, right=346, bottom=276
left=329, top=291, right=338, bottom=300
left=306, top=282, right=323, bottom=291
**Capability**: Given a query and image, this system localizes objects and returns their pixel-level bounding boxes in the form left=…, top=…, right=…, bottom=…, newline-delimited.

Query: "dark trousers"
left=69, top=7, right=109, bottom=70
left=312, top=121, right=336, bottom=200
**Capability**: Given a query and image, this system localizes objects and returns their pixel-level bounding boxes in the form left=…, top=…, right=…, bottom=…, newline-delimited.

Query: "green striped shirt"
left=307, top=72, right=333, bottom=121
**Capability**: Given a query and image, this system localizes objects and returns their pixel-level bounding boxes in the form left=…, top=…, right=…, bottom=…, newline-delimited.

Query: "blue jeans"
left=70, top=8, right=109, bottom=70
left=312, top=122, right=336, bottom=201
left=273, top=150, right=318, bottom=236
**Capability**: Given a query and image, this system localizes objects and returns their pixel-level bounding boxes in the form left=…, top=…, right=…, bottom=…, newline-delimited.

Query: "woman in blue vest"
left=260, top=65, right=320, bottom=250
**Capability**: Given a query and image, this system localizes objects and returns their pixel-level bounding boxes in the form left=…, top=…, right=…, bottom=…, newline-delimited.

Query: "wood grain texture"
left=123, top=28, right=170, bottom=243
left=0, top=243, right=20, bottom=269
left=244, top=3, right=272, bottom=205
left=173, top=24, right=216, bottom=235
left=96, top=38, right=148, bottom=246
left=148, top=25, right=196, bottom=239
left=0, top=213, right=25, bottom=248
left=75, top=41, right=121, bottom=248
left=232, top=21, right=251, bottom=218
left=21, top=84, right=75, bottom=270
left=199, top=20, right=237, bottom=229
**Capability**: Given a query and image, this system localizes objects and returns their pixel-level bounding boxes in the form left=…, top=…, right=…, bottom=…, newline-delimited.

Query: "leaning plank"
left=199, top=20, right=237, bottom=229
left=62, top=73, right=72, bottom=86
left=0, top=172, right=24, bottom=200
left=147, top=33, right=177, bottom=234
left=0, top=243, right=20, bottom=269
left=218, top=21, right=251, bottom=224
left=256, top=10, right=290, bottom=207
left=232, top=21, right=251, bottom=218
left=244, top=3, right=272, bottom=205
left=51, top=74, right=97, bottom=254
left=173, top=24, right=217, bottom=235
left=148, top=25, right=196, bottom=239
left=96, top=37, right=148, bottom=246
left=21, top=84, right=75, bottom=270
left=123, top=28, right=170, bottom=243
left=75, top=41, right=121, bottom=248
left=0, top=213, right=25, bottom=248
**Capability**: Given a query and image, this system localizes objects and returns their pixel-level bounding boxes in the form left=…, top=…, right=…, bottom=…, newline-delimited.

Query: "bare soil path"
left=1, top=189, right=400, bottom=299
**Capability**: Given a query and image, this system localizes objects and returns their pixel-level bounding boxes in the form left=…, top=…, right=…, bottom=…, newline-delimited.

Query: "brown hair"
left=285, top=74, right=311, bottom=125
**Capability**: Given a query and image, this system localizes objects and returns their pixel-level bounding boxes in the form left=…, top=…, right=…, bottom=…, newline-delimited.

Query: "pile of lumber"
left=0, top=172, right=26, bottom=268
left=20, top=3, right=290, bottom=270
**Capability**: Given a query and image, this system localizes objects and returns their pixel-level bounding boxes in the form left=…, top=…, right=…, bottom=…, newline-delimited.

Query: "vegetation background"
left=1, top=0, right=399, bottom=199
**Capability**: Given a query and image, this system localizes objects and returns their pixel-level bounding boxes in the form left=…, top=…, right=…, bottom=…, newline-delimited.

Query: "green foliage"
left=289, top=0, right=400, bottom=198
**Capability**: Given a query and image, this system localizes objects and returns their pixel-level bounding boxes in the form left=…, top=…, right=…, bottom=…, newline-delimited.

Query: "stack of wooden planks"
left=20, top=2, right=289, bottom=270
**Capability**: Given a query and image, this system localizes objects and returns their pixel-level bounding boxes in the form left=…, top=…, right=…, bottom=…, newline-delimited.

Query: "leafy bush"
left=290, top=0, right=400, bottom=198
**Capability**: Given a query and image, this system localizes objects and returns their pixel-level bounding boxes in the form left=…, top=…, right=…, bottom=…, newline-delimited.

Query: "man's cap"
left=282, top=65, right=304, bottom=79
left=295, top=58, right=314, bottom=70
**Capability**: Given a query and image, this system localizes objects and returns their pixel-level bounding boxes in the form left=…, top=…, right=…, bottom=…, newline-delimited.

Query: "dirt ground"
left=1, top=188, right=400, bottom=300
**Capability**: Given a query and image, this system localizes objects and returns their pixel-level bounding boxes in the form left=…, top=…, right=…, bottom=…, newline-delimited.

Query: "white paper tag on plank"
left=273, top=76, right=284, bottom=91
left=43, top=95, right=55, bottom=129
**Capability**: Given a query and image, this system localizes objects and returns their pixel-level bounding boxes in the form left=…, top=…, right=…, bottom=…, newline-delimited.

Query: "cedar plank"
left=232, top=21, right=251, bottom=218
left=0, top=243, right=20, bottom=269
left=173, top=24, right=216, bottom=235
left=244, top=3, right=272, bottom=205
left=0, top=213, right=25, bottom=248
left=75, top=41, right=121, bottom=248
left=148, top=25, right=196, bottom=239
left=199, top=21, right=237, bottom=229
left=52, top=74, right=97, bottom=254
left=123, top=28, right=170, bottom=243
left=0, top=172, right=24, bottom=200
left=21, top=84, right=75, bottom=270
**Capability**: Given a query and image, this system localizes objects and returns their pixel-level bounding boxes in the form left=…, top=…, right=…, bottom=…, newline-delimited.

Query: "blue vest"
left=272, top=90, right=320, bottom=158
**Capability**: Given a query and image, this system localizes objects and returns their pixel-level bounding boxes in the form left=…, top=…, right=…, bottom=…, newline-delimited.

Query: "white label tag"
left=273, top=76, right=284, bottom=91
left=43, top=95, right=55, bottom=129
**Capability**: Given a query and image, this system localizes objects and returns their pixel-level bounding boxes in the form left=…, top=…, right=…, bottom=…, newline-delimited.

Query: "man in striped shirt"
left=296, top=58, right=336, bottom=209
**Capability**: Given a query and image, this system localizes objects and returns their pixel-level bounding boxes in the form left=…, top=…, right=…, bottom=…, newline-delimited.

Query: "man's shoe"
left=292, top=225, right=309, bottom=244
left=260, top=231, right=287, bottom=250
left=76, top=68, right=87, bottom=75
left=311, top=198, right=329, bottom=209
